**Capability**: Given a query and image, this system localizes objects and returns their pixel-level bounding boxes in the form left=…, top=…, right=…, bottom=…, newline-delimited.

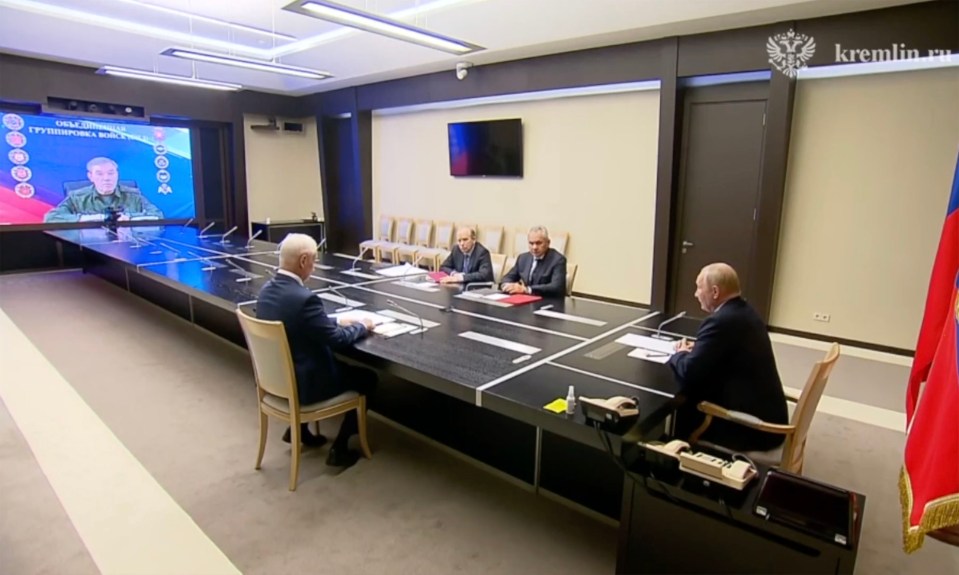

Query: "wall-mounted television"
left=448, top=118, right=523, bottom=177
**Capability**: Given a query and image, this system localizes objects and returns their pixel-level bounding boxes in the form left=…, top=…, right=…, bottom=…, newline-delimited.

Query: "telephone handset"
left=580, top=395, right=640, bottom=428
left=679, top=451, right=757, bottom=490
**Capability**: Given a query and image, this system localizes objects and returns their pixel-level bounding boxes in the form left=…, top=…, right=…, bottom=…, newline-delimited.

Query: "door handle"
left=682, top=241, right=694, bottom=248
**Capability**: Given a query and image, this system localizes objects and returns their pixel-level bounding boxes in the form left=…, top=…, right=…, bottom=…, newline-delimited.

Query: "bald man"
left=438, top=226, right=493, bottom=284
left=667, top=263, right=788, bottom=452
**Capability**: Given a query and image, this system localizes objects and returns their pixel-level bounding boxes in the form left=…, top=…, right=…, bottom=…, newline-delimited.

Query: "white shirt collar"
left=277, top=268, right=304, bottom=286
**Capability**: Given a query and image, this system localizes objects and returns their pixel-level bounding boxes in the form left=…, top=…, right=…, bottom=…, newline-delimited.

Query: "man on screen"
left=43, top=157, right=164, bottom=223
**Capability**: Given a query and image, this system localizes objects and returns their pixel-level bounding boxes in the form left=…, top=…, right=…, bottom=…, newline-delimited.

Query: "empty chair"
left=236, top=308, right=372, bottom=491
left=689, top=343, right=841, bottom=475
left=415, top=221, right=455, bottom=270
left=376, top=217, right=414, bottom=262
left=551, top=231, right=569, bottom=255
left=490, top=253, right=507, bottom=283
left=512, top=228, right=528, bottom=256
left=395, top=219, right=434, bottom=265
left=359, top=215, right=394, bottom=260
left=480, top=226, right=504, bottom=254
left=566, top=263, right=578, bottom=296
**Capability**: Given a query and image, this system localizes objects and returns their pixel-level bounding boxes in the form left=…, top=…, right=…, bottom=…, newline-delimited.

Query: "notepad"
left=615, top=333, right=676, bottom=355
left=427, top=271, right=449, bottom=281
left=329, top=310, right=394, bottom=326
left=501, top=294, right=542, bottom=305
left=627, top=348, right=672, bottom=364
left=374, top=322, right=418, bottom=338
left=544, top=398, right=569, bottom=414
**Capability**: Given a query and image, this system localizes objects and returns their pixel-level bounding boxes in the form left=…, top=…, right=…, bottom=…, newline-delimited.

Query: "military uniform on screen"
left=43, top=185, right=164, bottom=223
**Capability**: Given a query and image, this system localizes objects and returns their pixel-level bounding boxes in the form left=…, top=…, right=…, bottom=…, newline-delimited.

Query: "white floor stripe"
left=784, top=385, right=906, bottom=433
left=0, top=310, right=240, bottom=575
left=770, top=332, right=913, bottom=367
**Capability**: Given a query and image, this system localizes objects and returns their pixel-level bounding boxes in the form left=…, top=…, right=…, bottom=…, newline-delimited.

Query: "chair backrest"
left=566, top=263, right=578, bottom=296
left=413, top=219, right=433, bottom=247
left=480, top=226, right=504, bottom=253
left=376, top=215, right=394, bottom=241
left=433, top=221, right=455, bottom=250
left=236, top=308, right=299, bottom=409
left=490, top=253, right=507, bottom=283
left=782, top=343, right=840, bottom=473
left=512, top=228, right=528, bottom=256
left=394, top=217, right=414, bottom=244
left=504, top=256, right=517, bottom=280
left=551, top=231, right=569, bottom=255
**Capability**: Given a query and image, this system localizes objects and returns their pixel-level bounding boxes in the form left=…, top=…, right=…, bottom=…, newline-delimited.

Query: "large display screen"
left=0, top=112, right=196, bottom=224
left=448, top=118, right=523, bottom=177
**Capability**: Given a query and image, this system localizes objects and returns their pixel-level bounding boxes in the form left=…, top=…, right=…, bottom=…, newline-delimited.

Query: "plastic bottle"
left=566, top=385, right=576, bottom=415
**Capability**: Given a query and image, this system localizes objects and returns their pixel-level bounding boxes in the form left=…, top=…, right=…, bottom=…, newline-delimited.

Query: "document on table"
left=615, top=333, right=677, bottom=354
left=374, top=264, right=430, bottom=278
left=627, top=348, right=672, bottom=364
left=374, top=322, right=418, bottom=337
left=329, top=310, right=394, bottom=326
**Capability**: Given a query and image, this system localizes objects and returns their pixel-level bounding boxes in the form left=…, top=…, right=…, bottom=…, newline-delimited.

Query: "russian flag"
left=900, top=151, right=959, bottom=552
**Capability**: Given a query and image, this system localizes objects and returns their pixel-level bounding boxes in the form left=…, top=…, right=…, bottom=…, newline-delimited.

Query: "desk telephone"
left=580, top=396, right=639, bottom=429
left=645, top=440, right=757, bottom=490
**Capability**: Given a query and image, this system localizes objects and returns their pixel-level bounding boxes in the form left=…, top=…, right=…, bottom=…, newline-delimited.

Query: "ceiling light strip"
left=96, top=66, right=242, bottom=91
left=112, top=0, right=297, bottom=41
left=161, top=48, right=331, bottom=80
left=284, top=0, right=483, bottom=55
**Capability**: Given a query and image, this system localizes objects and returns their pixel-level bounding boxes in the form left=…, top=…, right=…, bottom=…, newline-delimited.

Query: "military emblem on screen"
left=2, top=113, right=24, bottom=131
left=156, top=169, right=171, bottom=183
left=767, top=29, right=816, bottom=77
left=14, top=183, right=35, bottom=199
left=11, top=165, right=32, bottom=182
left=5, top=131, right=26, bottom=148
left=158, top=184, right=173, bottom=195
left=155, top=155, right=170, bottom=169
left=8, top=148, right=29, bottom=165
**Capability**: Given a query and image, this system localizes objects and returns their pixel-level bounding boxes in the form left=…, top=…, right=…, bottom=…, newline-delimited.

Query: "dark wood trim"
left=769, top=326, right=914, bottom=357
left=228, top=116, right=246, bottom=232
left=352, top=110, right=373, bottom=243
left=650, top=38, right=680, bottom=313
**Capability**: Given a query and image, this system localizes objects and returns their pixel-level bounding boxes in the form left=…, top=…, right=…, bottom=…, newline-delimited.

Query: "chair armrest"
left=784, top=390, right=801, bottom=403
left=697, top=401, right=795, bottom=435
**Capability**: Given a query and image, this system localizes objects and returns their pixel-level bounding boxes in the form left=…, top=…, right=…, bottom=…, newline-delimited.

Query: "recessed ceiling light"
left=161, top=48, right=332, bottom=80
left=96, top=66, right=243, bottom=91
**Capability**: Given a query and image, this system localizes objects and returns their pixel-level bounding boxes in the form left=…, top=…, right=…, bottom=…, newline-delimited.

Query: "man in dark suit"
left=500, top=226, right=567, bottom=298
left=667, top=263, right=788, bottom=452
left=438, top=226, right=493, bottom=284
left=256, top=233, right=376, bottom=468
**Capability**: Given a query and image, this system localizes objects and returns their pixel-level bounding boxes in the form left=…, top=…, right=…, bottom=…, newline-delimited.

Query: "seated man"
left=500, top=225, right=567, bottom=298
left=256, top=233, right=376, bottom=468
left=438, top=226, right=493, bottom=284
left=44, top=157, right=164, bottom=223
left=667, top=263, right=789, bottom=452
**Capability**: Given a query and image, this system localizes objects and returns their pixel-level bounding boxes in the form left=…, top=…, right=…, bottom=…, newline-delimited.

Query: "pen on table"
left=539, top=304, right=554, bottom=311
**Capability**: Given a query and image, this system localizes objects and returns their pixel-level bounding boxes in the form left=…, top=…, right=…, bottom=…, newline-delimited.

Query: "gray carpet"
left=1, top=270, right=957, bottom=574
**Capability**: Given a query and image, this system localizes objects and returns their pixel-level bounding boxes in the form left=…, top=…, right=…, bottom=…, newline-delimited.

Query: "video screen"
left=0, top=112, right=196, bottom=224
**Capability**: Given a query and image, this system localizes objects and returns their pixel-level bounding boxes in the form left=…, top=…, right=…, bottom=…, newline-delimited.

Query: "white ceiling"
left=0, top=0, right=922, bottom=95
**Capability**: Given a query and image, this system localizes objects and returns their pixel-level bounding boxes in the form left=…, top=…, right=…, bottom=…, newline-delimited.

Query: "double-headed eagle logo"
left=767, top=29, right=816, bottom=77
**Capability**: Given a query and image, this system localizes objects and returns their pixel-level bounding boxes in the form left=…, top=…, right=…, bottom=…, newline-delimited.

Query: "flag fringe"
left=900, top=466, right=959, bottom=553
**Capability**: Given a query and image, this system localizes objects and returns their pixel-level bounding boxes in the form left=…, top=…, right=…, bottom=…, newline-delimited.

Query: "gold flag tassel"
left=900, top=466, right=959, bottom=552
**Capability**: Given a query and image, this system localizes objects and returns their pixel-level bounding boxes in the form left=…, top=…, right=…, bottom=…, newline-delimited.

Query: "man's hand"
left=440, top=273, right=464, bottom=284
left=674, top=338, right=694, bottom=353
left=360, top=318, right=375, bottom=331
left=502, top=283, right=527, bottom=295
left=117, top=214, right=131, bottom=222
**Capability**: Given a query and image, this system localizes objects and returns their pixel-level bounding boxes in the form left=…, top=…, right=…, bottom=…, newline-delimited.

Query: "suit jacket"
left=255, top=273, right=368, bottom=405
left=667, top=297, right=788, bottom=451
left=439, top=242, right=493, bottom=283
left=500, top=248, right=567, bottom=298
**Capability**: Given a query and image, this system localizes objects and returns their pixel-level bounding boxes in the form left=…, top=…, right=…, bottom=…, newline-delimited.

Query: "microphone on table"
left=183, top=217, right=194, bottom=228
left=317, top=237, right=327, bottom=252
left=349, top=246, right=371, bottom=273
left=326, top=284, right=354, bottom=313
left=220, top=225, right=238, bottom=244
left=654, top=311, right=687, bottom=339
left=246, top=229, right=264, bottom=249
left=386, top=298, right=426, bottom=337
left=464, top=281, right=494, bottom=291
left=198, top=222, right=216, bottom=238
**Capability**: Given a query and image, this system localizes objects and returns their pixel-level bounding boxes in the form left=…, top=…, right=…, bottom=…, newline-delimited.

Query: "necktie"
left=529, top=258, right=539, bottom=283
left=463, top=254, right=470, bottom=273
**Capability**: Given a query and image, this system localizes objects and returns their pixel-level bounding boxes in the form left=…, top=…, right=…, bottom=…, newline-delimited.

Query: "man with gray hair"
left=438, top=226, right=493, bottom=284
left=44, top=157, right=164, bottom=222
left=256, top=233, right=376, bottom=468
left=667, top=262, right=788, bottom=452
left=500, top=225, right=567, bottom=298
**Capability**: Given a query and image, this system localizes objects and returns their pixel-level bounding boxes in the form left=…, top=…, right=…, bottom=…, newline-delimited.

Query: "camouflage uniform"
left=44, top=185, right=164, bottom=223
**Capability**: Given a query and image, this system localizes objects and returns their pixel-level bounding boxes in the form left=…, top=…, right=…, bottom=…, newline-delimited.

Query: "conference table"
left=47, top=224, right=683, bottom=519
left=47, top=225, right=864, bottom=574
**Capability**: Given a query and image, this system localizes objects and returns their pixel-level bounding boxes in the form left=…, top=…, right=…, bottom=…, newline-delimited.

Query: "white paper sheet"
left=374, top=323, right=418, bottom=337
left=374, top=264, right=430, bottom=278
left=316, top=292, right=365, bottom=308
left=377, top=309, right=440, bottom=328
left=484, top=293, right=511, bottom=301
left=627, top=347, right=672, bottom=364
left=533, top=309, right=607, bottom=326
left=615, top=333, right=677, bottom=355
left=458, top=331, right=541, bottom=355
left=329, top=310, right=395, bottom=326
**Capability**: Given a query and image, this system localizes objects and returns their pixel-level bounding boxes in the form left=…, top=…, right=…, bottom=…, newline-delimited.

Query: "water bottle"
left=565, top=385, right=576, bottom=415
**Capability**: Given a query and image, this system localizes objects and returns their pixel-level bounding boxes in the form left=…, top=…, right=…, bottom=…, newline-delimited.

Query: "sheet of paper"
left=329, top=310, right=395, bottom=326
left=393, top=280, right=440, bottom=292
left=377, top=309, right=440, bottom=329
left=316, top=292, right=365, bottom=308
left=484, top=293, right=510, bottom=301
left=615, top=333, right=677, bottom=355
left=458, top=331, right=541, bottom=355
left=374, top=322, right=418, bottom=338
left=454, top=294, right=513, bottom=307
left=374, top=264, right=430, bottom=278
left=339, top=269, right=380, bottom=279
left=534, top=309, right=607, bottom=326
left=627, top=347, right=672, bottom=364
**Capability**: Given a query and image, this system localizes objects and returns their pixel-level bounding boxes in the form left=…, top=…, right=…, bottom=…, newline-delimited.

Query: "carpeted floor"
left=1, top=270, right=956, bottom=574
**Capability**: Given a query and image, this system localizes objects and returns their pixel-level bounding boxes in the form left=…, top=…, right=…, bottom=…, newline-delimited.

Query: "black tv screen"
left=448, top=119, right=523, bottom=177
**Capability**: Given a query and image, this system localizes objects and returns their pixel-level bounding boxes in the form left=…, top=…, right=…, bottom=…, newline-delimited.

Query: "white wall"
left=372, top=91, right=661, bottom=303
left=770, top=68, right=959, bottom=349
left=243, top=115, right=322, bottom=226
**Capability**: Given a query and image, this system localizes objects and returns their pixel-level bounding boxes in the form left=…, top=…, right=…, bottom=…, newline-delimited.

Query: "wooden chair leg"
left=255, top=410, right=268, bottom=470
left=289, top=420, right=301, bottom=491
left=688, top=414, right=713, bottom=444
left=357, top=397, right=372, bottom=459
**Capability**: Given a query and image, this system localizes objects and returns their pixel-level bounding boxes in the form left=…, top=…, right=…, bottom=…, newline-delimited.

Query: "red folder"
left=501, top=294, right=542, bottom=305
left=427, top=271, right=449, bottom=282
